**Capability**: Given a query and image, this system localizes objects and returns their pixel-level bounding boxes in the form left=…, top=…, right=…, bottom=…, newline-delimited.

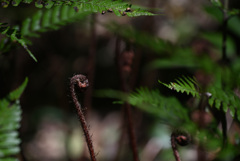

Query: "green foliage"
left=210, top=0, right=223, bottom=8
left=96, top=87, right=191, bottom=128
left=160, top=75, right=240, bottom=121
left=201, top=32, right=236, bottom=57
left=127, top=87, right=191, bottom=127
left=0, top=78, right=28, bottom=161
left=159, top=76, right=200, bottom=98
left=209, top=0, right=240, bottom=16
left=21, top=6, right=90, bottom=37
left=208, top=86, right=240, bottom=118
left=0, top=23, right=37, bottom=62
left=1, top=1, right=155, bottom=61
left=1, top=0, right=154, bottom=17
left=106, top=23, right=169, bottom=54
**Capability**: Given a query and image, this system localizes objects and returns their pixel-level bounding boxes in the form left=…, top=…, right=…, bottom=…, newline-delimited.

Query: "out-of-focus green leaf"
left=229, top=16, right=240, bottom=37
left=0, top=78, right=28, bottom=161
left=8, top=78, right=28, bottom=101
left=204, top=5, right=222, bottom=22
left=0, top=23, right=37, bottom=62
left=201, top=32, right=236, bottom=57
left=210, top=0, right=223, bottom=8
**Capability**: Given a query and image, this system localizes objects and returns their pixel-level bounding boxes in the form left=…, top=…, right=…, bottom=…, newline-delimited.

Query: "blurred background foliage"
left=1, top=0, right=240, bottom=161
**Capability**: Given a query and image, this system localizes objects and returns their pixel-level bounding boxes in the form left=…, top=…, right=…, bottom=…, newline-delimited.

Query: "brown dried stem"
left=70, top=74, right=97, bottom=161
left=115, top=38, right=139, bottom=161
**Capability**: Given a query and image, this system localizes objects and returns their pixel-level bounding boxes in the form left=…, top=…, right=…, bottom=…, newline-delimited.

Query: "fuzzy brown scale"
left=70, top=74, right=96, bottom=161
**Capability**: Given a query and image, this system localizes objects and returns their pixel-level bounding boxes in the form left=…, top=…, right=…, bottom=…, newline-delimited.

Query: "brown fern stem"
left=171, top=131, right=191, bottom=161
left=124, top=103, right=139, bottom=161
left=70, top=74, right=97, bottom=161
left=221, top=0, right=229, bottom=145
left=171, top=133, right=181, bottom=161
left=115, top=38, right=139, bottom=161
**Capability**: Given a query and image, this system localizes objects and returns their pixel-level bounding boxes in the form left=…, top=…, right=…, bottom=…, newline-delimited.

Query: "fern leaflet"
left=159, top=76, right=200, bottom=98
left=0, top=78, right=28, bottom=161
left=96, top=88, right=191, bottom=127
left=208, top=86, right=240, bottom=119
left=21, top=5, right=90, bottom=37
left=160, top=76, right=240, bottom=121
left=0, top=23, right=37, bottom=62
left=128, top=87, right=191, bottom=127
left=1, top=0, right=155, bottom=17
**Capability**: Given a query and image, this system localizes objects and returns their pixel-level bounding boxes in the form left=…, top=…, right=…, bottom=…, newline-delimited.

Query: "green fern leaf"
left=210, top=0, right=223, bottom=8
left=21, top=6, right=90, bottom=37
left=160, top=76, right=240, bottom=121
left=12, top=0, right=22, bottom=6
left=159, top=76, right=200, bottom=98
left=0, top=78, right=28, bottom=161
left=2, top=0, right=154, bottom=17
left=207, top=86, right=240, bottom=119
left=106, top=23, right=169, bottom=53
left=127, top=87, right=191, bottom=127
left=96, top=87, right=191, bottom=127
left=0, top=23, right=37, bottom=62
left=126, top=8, right=155, bottom=17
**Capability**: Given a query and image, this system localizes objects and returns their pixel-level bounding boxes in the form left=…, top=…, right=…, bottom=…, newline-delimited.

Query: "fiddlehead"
left=70, top=74, right=97, bottom=161
left=171, top=130, right=191, bottom=161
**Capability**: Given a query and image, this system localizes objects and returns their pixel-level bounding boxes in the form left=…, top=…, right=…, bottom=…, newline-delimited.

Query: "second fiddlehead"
left=171, top=130, right=191, bottom=161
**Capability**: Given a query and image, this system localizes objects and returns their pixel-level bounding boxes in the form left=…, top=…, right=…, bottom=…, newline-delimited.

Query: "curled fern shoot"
left=70, top=74, right=97, bottom=161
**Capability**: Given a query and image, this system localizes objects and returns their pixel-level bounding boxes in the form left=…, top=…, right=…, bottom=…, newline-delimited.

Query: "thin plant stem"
left=70, top=74, right=97, bottom=161
left=197, top=95, right=207, bottom=161
left=221, top=0, right=229, bottom=145
left=220, top=106, right=227, bottom=145
left=222, top=0, right=229, bottom=62
left=115, top=38, right=140, bottom=161
left=84, top=14, right=97, bottom=113
left=124, top=103, right=139, bottom=161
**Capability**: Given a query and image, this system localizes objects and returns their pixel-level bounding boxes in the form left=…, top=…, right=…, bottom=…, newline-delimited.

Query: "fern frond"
left=159, top=76, right=200, bottom=98
left=96, top=87, right=191, bottom=127
left=128, top=87, right=191, bottom=127
left=0, top=78, right=28, bottom=161
left=208, top=86, right=240, bottom=120
left=0, top=23, right=37, bottom=62
left=106, top=23, right=169, bottom=53
left=21, top=5, right=89, bottom=37
left=76, top=0, right=155, bottom=17
left=160, top=76, right=240, bottom=121
left=2, top=0, right=154, bottom=17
